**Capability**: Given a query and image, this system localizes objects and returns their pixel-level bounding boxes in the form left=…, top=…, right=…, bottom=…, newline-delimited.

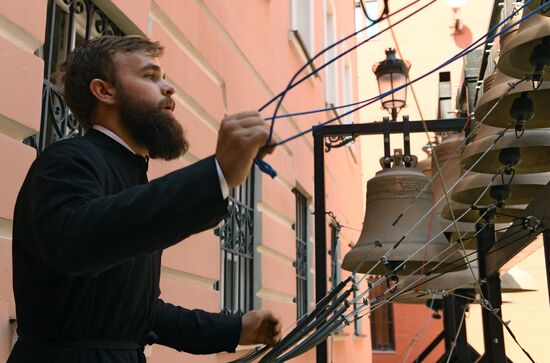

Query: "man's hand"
left=239, top=310, right=282, bottom=346
left=215, top=111, right=275, bottom=188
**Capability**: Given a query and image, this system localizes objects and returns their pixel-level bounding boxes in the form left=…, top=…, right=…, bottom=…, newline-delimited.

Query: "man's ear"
left=89, top=78, right=116, bottom=106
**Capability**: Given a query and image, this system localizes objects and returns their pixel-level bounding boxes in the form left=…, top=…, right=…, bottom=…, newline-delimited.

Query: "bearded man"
left=8, top=35, right=281, bottom=363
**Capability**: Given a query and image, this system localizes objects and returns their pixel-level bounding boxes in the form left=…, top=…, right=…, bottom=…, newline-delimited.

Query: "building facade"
left=0, top=0, right=370, bottom=362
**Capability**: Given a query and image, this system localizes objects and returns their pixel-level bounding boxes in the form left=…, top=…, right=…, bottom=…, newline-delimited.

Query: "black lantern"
left=373, top=48, right=410, bottom=120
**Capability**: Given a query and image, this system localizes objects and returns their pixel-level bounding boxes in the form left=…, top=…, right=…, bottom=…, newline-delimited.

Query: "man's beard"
left=117, top=87, right=189, bottom=160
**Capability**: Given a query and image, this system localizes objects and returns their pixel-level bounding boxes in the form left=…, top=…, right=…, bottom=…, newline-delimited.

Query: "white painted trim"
left=0, top=15, right=42, bottom=54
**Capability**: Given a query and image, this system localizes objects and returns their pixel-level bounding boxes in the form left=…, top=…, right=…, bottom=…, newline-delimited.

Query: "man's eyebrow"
left=140, top=63, right=161, bottom=72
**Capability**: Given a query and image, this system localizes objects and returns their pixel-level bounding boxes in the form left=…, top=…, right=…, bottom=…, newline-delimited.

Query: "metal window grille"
left=26, top=0, right=124, bottom=151
left=369, top=276, right=396, bottom=351
left=219, top=172, right=255, bottom=315
left=294, top=190, right=308, bottom=318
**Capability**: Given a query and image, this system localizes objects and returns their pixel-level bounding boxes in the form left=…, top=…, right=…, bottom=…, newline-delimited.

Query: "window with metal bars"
left=26, top=0, right=124, bottom=151
left=294, top=190, right=308, bottom=318
left=219, top=172, right=255, bottom=315
left=369, top=276, right=396, bottom=351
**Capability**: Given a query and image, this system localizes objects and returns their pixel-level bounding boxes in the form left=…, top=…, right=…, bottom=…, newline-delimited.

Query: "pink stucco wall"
left=0, top=0, right=369, bottom=362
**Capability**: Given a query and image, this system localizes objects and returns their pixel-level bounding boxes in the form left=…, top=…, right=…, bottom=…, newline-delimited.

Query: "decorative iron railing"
left=219, top=173, right=255, bottom=315
left=26, top=0, right=124, bottom=151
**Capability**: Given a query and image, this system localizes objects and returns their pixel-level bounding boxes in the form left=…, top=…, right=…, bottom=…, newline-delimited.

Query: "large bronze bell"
left=474, top=69, right=550, bottom=130
left=417, top=149, right=432, bottom=178
left=451, top=171, right=550, bottom=206
left=432, top=133, right=464, bottom=213
left=461, top=127, right=550, bottom=174
left=342, top=151, right=465, bottom=275
left=498, top=13, right=550, bottom=85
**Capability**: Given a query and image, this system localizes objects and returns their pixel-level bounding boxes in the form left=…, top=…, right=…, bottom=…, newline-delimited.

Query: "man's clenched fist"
left=215, top=111, right=274, bottom=188
left=239, top=310, right=282, bottom=346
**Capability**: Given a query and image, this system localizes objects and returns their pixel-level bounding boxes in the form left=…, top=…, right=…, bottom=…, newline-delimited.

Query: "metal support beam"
left=437, top=291, right=472, bottom=363
left=484, top=180, right=549, bottom=276
left=477, top=223, right=507, bottom=363
left=414, top=331, right=445, bottom=363
left=383, top=117, right=391, bottom=168
left=314, top=118, right=467, bottom=138
left=403, top=115, right=411, bottom=167
left=313, top=131, right=327, bottom=363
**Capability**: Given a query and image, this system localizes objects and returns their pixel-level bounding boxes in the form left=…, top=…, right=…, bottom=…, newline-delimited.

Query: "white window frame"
left=324, top=0, right=339, bottom=105
left=290, top=0, right=315, bottom=65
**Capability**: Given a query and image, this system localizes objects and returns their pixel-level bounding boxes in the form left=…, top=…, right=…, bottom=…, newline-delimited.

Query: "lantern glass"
left=373, top=48, right=410, bottom=116
left=377, top=72, right=407, bottom=111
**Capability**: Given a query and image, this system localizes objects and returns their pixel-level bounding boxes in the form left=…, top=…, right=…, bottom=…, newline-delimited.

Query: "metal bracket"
left=324, top=135, right=357, bottom=152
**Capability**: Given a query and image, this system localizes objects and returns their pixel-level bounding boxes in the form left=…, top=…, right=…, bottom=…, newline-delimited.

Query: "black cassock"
left=8, top=129, right=241, bottom=362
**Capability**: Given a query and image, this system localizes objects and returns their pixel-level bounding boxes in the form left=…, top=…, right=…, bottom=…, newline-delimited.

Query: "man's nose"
left=160, top=81, right=175, bottom=97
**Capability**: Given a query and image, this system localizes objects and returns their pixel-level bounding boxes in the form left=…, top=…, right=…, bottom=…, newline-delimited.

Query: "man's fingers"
left=224, top=110, right=261, bottom=120
left=225, top=115, right=265, bottom=129
left=265, top=311, right=282, bottom=346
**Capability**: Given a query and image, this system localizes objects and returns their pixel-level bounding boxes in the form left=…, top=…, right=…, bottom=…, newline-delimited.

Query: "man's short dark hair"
left=62, top=35, right=164, bottom=130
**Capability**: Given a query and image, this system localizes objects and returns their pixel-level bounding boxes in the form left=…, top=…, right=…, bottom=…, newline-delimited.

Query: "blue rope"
left=255, top=0, right=429, bottom=177
left=256, top=0, right=543, bottom=177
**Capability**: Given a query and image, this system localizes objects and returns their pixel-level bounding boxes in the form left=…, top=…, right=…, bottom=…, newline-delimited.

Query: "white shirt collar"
left=92, top=125, right=137, bottom=155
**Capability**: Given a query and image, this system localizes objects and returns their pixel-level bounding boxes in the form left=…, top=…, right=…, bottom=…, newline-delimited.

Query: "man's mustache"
left=159, top=98, right=175, bottom=111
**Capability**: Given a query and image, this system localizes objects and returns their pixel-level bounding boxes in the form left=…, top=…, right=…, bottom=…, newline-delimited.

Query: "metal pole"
left=413, top=331, right=445, bottom=363
left=440, top=292, right=470, bottom=363
left=477, top=223, right=506, bottom=363
left=313, top=131, right=328, bottom=363
left=544, top=230, right=550, bottom=307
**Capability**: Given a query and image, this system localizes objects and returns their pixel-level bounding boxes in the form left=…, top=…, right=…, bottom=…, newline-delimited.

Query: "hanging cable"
left=255, top=0, right=433, bottom=177
left=260, top=0, right=539, bottom=127
left=254, top=0, right=532, bottom=175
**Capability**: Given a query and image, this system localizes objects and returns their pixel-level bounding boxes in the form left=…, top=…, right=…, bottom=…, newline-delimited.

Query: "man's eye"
left=145, top=73, right=156, bottom=79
